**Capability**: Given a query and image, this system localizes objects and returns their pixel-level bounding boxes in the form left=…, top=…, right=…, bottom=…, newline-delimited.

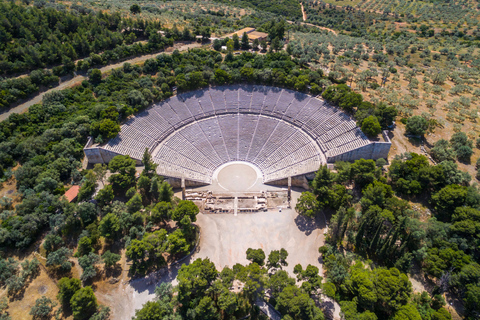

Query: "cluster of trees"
left=0, top=69, right=59, bottom=108
left=304, top=1, right=382, bottom=38
left=0, top=2, right=162, bottom=75
left=321, top=249, right=451, bottom=320
left=75, top=152, right=198, bottom=277
left=298, top=153, right=480, bottom=319
left=322, top=84, right=397, bottom=137
left=430, top=132, right=474, bottom=163
left=213, top=20, right=287, bottom=54
left=0, top=256, right=40, bottom=298
left=213, top=0, right=302, bottom=20
left=57, top=277, right=108, bottom=320
left=134, top=248, right=326, bottom=320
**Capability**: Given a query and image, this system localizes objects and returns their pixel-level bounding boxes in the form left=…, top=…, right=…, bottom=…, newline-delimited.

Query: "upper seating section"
left=102, top=85, right=372, bottom=182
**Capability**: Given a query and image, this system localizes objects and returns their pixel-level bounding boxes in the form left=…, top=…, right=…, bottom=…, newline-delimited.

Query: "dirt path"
left=287, top=20, right=338, bottom=35
left=0, top=42, right=202, bottom=122
left=301, top=2, right=307, bottom=21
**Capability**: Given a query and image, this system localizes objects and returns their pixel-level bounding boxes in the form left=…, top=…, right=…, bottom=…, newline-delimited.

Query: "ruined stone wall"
left=83, top=147, right=142, bottom=165
left=326, top=131, right=391, bottom=163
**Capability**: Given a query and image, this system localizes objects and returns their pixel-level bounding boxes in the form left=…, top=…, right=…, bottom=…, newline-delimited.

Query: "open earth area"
left=2, top=0, right=480, bottom=319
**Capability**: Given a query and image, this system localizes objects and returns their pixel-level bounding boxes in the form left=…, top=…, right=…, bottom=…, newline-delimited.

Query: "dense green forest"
left=0, top=2, right=162, bottom=75
left=296, top=156, right=480, bottom=319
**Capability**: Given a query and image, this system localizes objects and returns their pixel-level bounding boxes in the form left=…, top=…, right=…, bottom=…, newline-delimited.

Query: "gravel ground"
left=106, top=205, right=328, bottom=320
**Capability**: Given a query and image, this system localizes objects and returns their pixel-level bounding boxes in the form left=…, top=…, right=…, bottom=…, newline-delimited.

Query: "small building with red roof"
left=64, top=185, right=80, bottom=202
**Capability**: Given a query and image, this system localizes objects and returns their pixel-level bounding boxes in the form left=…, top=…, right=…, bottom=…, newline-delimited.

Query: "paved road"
left=0, top=43, right=202, bottom=122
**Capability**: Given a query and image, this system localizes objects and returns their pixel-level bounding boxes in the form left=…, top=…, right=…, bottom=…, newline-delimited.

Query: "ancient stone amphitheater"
left=84, top=85, right=390, bottom=184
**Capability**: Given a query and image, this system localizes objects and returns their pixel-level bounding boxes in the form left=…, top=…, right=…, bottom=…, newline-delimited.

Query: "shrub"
left=57, top=277, right=81, bottom=309
left=361, top=116, right=382, bottom=137
left=30, top=296, right=57, bottom=319
left=70, top=287, right=98, bottom=320
left=406, top=116, right=428, bottom=136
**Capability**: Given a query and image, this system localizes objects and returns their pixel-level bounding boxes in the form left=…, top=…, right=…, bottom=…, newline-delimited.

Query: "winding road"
left=0, top=42, right=202, bottom=122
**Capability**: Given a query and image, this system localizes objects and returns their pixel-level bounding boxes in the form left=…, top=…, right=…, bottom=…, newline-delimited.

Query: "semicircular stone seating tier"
left=103, top=85, right=371, bottom=183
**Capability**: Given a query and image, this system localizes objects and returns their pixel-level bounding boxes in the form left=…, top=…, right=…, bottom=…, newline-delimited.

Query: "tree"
left=294, top=264, right=323, bottom=293
left=78, top=253, right=101, bottom=282
left=431, top=308, right=452, bottom=320
left=46, top=247, right=72, bottom=272
left=260, top=39, right=268, bottom=51
left=351, top=159, right=381, bottom=188
left=374, top=267, right=412, bottom=316
left=430, top=139, right=456, bottom=162
left=43, top=233, right=63, bottom=254
left=88, top=69, right=102, bottom=84
left=456, top=145, right=473, bottom=163
left=172, top=200, right=199, bottom=225
left=57, top=277, right=81, bottom=309
left=275, top=285, right=324, bottom=320
left=77, top=202, right=97, bottom=227
left=99, top=213, right=121, bottom=239
left=362, top=116, right=382, bottom=137
left=375, top=103, right=397, bottom=128
left=166, top=229, right=190, bottom=256
left=176, top=258, right=218, bottom=307
left=70, top=287, right=98, bottom=320
left=141, top=148, right=157, bottom=178
left=218, top=290, right=238, bottom=315
left=102, top=251, right=121, bottom=269
left=127, top=193, right=143, bottom=213
left=214, top=68, right=231, bottom=85
left=30, top=296, right=57, bottom=319
left=241, top=32, right=250, bottom=50
left=91, top=119, right=120, bottom=139
left=133, top=301, right=171, bottom=320
left=252, top=38, right=260, bottom=51
left=108, top=155, right=136, bottom=193
left=450, top=132, right=473, bottom=162
left=90, top=306, right=111, bottom=320
left=150, top=201, right=172, bottom=225
left=241, top=262, right=267, bottom=302
left=158, top=181, right=173, bottom=202
left=195, top=296, right=219, bottom=320
left=213, top=39, right=222, bottom=51
left=439, top=161, right=471, bottom=186
left=78, top=171, right=97, bottom=202
left=267, top=249, right=288, bottom=270
left=465, top=284, right=480, bottom=319
left=246, top=248, right=266, bottom=266
left=393, top=304, right=422, bottom=320
left=77, top=236, right=93, bottom=257
left=296, top=191, right=319, bottom=218
left=95, top=185, right=114, bottom=208
left=431, top=185, right=468, bottom=222
left=268, top=270, right=295, bottom=296
left=130, top=4, right=141, bottom=14
left=406, top=116, right=428, bottom=136
left=361, top=181, right=393, bottom=208
left=126, top=230, right=168, bottom=274
left=232, top=34, right=240, bottom=50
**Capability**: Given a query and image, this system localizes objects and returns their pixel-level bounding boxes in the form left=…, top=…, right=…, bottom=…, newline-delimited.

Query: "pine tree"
left=142, top=148, right=157, bottom=178
left=241, top=32, right=250, bottom=50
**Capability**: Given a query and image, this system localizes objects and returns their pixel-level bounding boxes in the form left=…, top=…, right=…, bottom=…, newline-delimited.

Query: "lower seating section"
left=151, top=114, right=323, bottom=183
left=101, top=85, right=374, bottom=183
